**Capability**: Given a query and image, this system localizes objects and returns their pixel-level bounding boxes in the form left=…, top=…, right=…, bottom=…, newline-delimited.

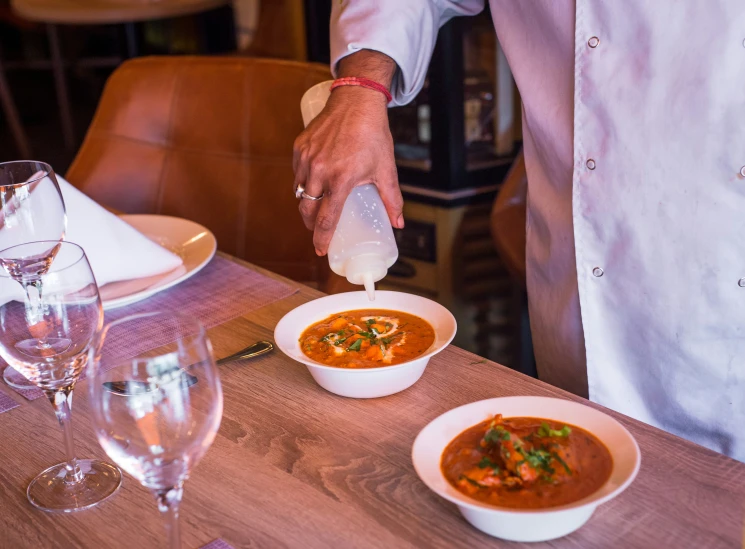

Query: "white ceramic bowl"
left=412, top=396, right=641, bottom=542
left=274, top=291, right=456, bottom=398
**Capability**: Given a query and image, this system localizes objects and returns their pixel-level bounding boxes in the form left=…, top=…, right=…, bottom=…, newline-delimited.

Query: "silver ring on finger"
left=294, top=183, right=324, bottom=201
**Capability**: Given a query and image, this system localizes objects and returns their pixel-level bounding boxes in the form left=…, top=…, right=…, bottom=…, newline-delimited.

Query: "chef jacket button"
left=739, top=278, right=745, bottom=287
left=588, top=36, right=600, bottom=48
left=740, top=166, right=745, bottom=177
left=586, top=159, right=596, bottom=170
left=593, top=267, right=604, bottom=277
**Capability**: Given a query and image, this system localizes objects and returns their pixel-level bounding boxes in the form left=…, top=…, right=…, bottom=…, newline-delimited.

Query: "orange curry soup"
left=441, top=415, right=613, bottom=509
left=299, top=309, right=435, bottom=368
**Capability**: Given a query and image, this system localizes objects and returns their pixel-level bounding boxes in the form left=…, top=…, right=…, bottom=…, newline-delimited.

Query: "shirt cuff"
left=330, top=2, right=442, bottom=107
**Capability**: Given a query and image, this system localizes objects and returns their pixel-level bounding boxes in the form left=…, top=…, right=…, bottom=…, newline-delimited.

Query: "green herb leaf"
left=347, top=339, right=362, bottom=352
left=540, top=474, right=557, bottom=484
left=477, top=456, right=500, bottom=472
left=537, top=422, right=572, bottom=438
left=523, top=448, right=555, bottom=474
left=459, top=475, right=486, bottom=489
left=483, top=429, right=503, bottom=445
left=551, top=452, right=572, bottom=475
left=366, top=319, right=375, bottom=326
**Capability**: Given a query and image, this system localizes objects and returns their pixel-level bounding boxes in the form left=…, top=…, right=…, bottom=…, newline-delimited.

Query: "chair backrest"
left=66, top=55, right=331, bottom=283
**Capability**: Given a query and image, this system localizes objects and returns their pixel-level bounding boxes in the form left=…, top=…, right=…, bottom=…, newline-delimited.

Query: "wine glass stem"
left=156, top=485, right=183, bottom=549
left=47, top=387, right=83, bottom=483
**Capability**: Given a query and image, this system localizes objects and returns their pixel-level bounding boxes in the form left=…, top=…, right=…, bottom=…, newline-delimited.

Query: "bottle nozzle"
left=362, top=272, right=376, bottom=301
left=342, top=253, right=386, bottom=300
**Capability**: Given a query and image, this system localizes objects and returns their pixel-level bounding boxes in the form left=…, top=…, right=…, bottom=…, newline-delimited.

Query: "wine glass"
left=88, top=312, right=223, bottom=549
left=0, top=241, right=122, bottom=511
left=0, top=161, right=66, bottom=389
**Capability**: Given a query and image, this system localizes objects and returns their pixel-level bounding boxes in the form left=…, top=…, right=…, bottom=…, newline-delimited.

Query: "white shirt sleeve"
left=330, top=0, right=485, bottom=106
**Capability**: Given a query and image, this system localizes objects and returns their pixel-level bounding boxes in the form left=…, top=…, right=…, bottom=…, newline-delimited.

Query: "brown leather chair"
left=66, top=55, right=338, bottom=288
left=490, top=149, right=527, bottom=287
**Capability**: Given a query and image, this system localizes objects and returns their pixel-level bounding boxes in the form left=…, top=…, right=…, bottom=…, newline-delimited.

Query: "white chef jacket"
left=331, top=0, right=745, bottom=460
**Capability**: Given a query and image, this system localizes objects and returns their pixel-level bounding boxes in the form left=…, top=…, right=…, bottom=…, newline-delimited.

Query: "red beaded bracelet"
left=330, top=77, right=393, bottom=103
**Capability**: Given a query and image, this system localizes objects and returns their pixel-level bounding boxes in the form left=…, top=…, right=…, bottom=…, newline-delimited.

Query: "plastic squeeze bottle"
left=300, top=81, right=399, bottom=301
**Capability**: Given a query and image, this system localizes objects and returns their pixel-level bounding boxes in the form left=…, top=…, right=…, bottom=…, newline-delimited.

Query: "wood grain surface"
left=0, top=255, right=743, bottom=549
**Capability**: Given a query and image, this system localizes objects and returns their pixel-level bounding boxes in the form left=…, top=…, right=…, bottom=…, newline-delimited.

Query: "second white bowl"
left=274, top=291, right=457, bottom=398
left=412, top=397, right=641, bottom=542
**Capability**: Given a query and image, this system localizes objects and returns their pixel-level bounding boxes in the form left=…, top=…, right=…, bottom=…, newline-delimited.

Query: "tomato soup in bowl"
left=274, top=292, right=456, bottom=398
left=299, top=309, right=435, bottom=369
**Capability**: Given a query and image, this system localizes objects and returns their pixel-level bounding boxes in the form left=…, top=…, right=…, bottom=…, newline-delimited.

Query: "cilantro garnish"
left=459, top=475, right=486, bottom=489
left=477, top=456, right=500, bottom=473
left=551, top=452, right=572, bottom=475
left=483, top=426, right=512, bottom=445
left=347, top=339, right=362, bottom=352
left=483, top=429, right=503, bottom=445
left=536, top=422, right=572, bottom=438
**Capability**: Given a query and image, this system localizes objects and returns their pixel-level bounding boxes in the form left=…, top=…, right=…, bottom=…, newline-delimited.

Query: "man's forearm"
left=337, top=50, right=397, bottom=89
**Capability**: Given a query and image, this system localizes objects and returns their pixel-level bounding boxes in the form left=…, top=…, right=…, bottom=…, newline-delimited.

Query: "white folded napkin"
left=0, top=176, right=184, bottom=308
left=58, top=176, right=183, bottom=287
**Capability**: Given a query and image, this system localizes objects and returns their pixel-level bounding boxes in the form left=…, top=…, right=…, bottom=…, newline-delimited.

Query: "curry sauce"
left=299, top=309, right=435, bottom=368
left=441, top=416, right=613, bottom=509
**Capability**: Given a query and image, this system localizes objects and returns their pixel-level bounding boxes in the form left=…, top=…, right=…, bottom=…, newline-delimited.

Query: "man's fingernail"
left=396, top=214, right=405, bottom=229
left=315, top=248, right=323, bottom=256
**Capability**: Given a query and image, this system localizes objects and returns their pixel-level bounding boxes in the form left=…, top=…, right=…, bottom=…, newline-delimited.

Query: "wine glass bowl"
left=0, top=161, right=66, bottom=253
left=0, top=241, right=121, bottom=512
left=0, top=161, right=67, bottom=389
left=0, top=242, right=97, bottom=376
left=89, top=312, right=223, bottom=548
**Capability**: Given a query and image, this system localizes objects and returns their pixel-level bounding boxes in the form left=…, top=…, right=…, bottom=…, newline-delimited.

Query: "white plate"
left=100, top=215, right=217, bottom=310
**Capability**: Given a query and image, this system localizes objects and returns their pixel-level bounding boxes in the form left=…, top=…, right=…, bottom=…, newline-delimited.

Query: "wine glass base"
left=15, top=337, right=72, bottom=357
left=27, top=459, right=122, bottom=513
left=3, top=366, right=34, bottom=390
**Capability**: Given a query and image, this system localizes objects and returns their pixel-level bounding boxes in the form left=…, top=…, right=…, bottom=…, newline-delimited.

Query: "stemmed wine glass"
left=0, top=161, right=66, bottom=389
left=0, top=241, right=121, bottom=511
left=88, top=312, right=223, bottom=549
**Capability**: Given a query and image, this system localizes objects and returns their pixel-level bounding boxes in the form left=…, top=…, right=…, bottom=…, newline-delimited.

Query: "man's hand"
left=293, top=51, right=404, bottom=256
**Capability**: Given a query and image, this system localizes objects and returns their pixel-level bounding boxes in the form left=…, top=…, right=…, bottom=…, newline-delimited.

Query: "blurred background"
left=0, top=0, right=533, bottom=376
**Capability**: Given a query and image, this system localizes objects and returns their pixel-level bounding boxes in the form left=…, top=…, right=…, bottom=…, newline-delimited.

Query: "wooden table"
left=0, top=256, right=743, bottom=548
